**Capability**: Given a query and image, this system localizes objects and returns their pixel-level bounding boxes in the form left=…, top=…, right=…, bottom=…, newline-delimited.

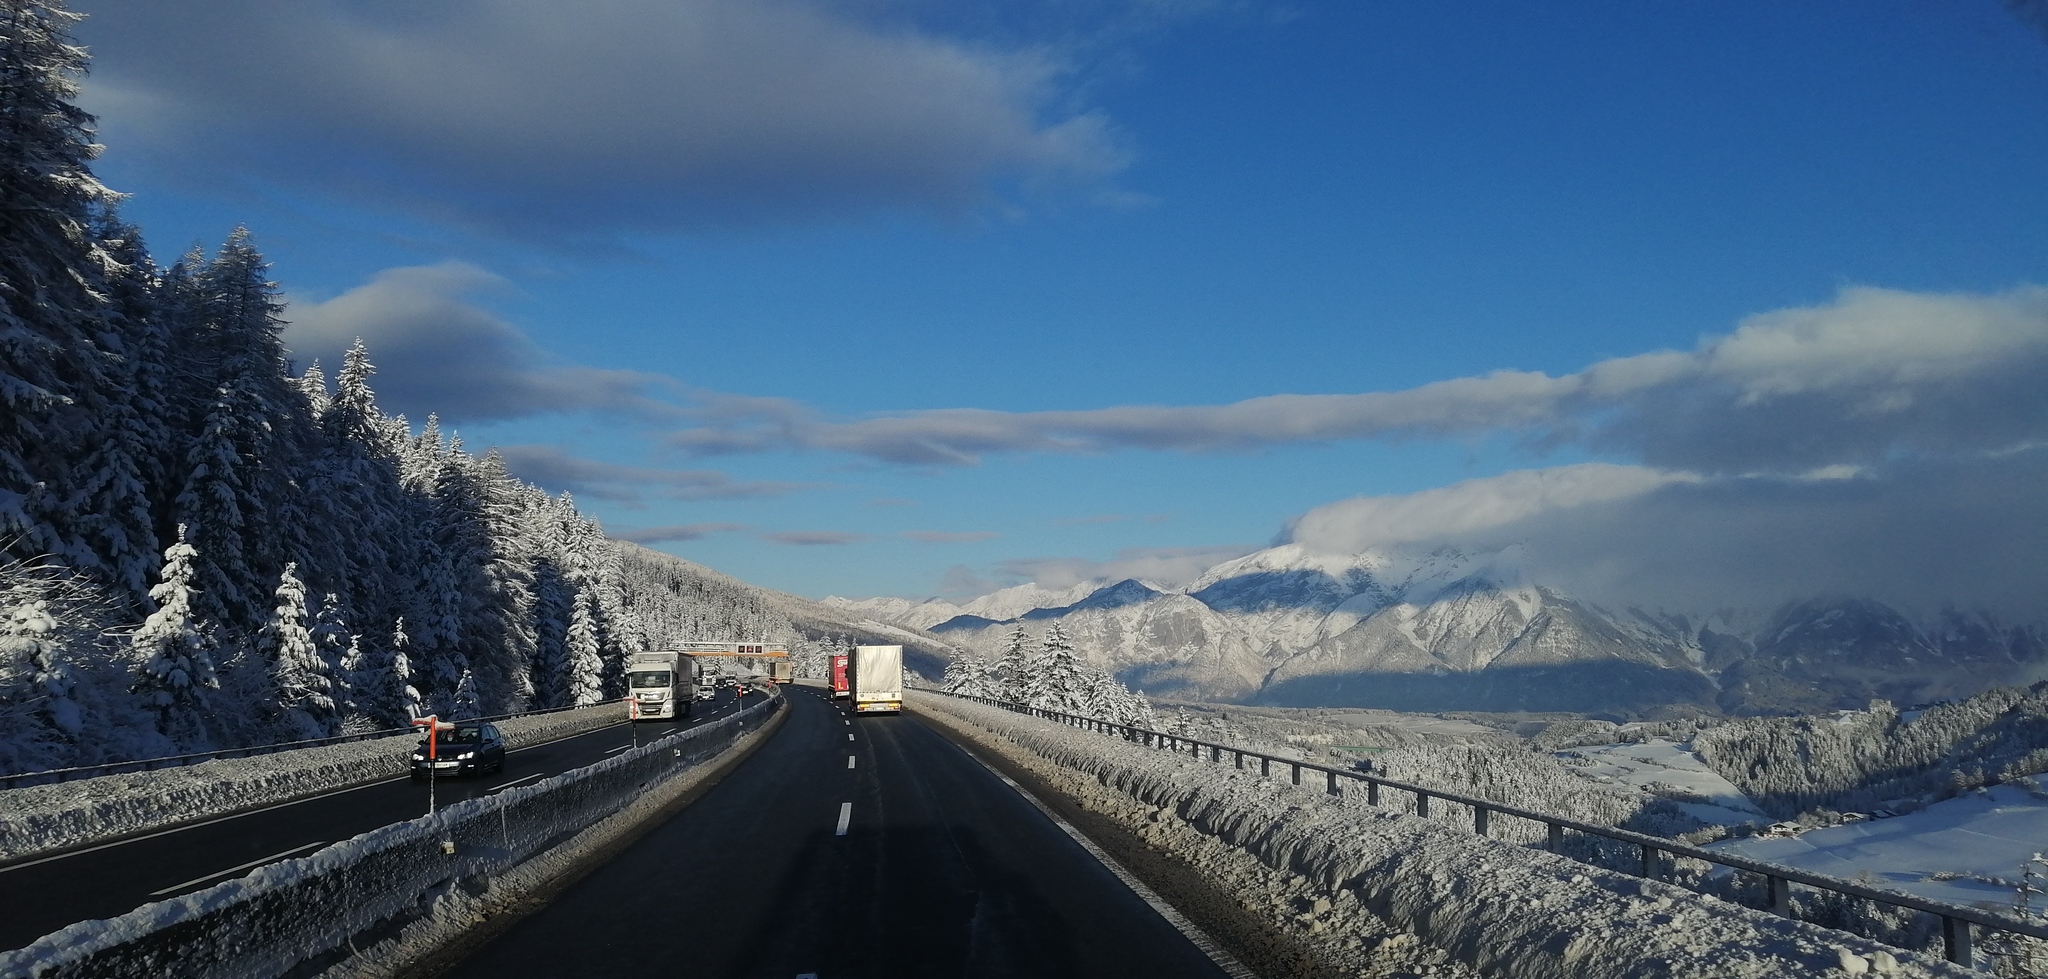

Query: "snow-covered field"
left=1712, top=776, right=2048, bottom=910
left=0, top=703, right=626, bottom=863
left=916, top=692, right=1973, bottom=978
left=1560, top=739, right=1767, bottom=827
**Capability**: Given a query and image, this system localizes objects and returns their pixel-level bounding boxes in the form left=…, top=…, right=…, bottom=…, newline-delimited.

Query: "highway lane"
left=442, top=686, right=1235, bottom=979
left=0, top=688, right=760, bottom=953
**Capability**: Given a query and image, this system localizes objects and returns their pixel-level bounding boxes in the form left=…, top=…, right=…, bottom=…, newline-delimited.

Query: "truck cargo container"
left=627, top=652, right=696, bottom=720
left=850, top=645, right=903, bottom=715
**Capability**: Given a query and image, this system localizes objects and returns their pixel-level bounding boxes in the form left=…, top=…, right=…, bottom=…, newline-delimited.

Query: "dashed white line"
left=835, top=802, right=852, bottom=836
left=486, top=772, right=544, bottom=793
left=149, top=840, right=327, bottom=896
left=847, top=755, right=857, bottom=769
left=603, top=744, right=629, bottom=755
left=847, top=733, right=855, bottom=742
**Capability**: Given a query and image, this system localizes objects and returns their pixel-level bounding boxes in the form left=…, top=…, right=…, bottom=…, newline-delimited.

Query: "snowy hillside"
left=846, top=542, right=2048, bottom=715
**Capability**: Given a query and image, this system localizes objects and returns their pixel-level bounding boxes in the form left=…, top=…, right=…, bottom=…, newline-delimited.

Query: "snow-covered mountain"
left=847, top=544, right=2048, bottom=716
left=822, top=580, right=1102, bottom=632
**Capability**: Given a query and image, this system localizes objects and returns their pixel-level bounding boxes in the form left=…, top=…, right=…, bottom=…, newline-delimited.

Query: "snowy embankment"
left=915, top=694, right=1972, bottom=979
left=0, top=692, right=779, bottom=979
left=0, top=703, right=626, bottom=863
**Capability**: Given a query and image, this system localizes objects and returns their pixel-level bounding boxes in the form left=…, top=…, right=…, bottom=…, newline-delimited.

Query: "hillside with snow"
left=840, top=542, right=2048, bottom=716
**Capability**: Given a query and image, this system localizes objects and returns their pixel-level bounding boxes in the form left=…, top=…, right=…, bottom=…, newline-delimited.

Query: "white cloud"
left=617, top=523, right=750, bottom=544
left=76, top=0, right=1128, bottom=238
left=664, top=284, right=2048, bottom=475
left=996, top=544, right=1258, bottom=591
left=1284, top=464, right=1697, bottom=555
left=284, top=264, right=674, bottom=423
left=493, top=444, right=806, bottom=502
left=1285, top=448, right=2048, bottom=620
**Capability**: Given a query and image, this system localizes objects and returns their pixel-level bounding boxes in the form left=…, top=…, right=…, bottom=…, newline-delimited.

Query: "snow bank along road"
left=438, top=686, right=1241, bottom=979
left=0, top=688, right=756, bottom=953
left=918, top=695, right=1978, bottom=979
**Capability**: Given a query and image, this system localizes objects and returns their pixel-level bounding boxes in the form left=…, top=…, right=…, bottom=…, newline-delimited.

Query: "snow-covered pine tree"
left=993, top=625, right=1032, bottom=703
left=262, top=563, right=336, bottom=737
left=0, top=0, right=143, bottom=580
left=297, top=360, right=329, bottom=419
left=63, top=212, right=169, bottom=602
left=1021, top=623, right=1087, bottom=714
left=451, top=668, right=480, bottom=720
left=130, top=528, right=220, bottom=744
left=311, top=593, right=351, bottom=671
left=380, top=616, right=423, bottom=726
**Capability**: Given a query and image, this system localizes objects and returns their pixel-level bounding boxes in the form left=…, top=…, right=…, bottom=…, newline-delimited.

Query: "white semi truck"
left=851, top=644, right=903, bottom=715
left=627, top=651, right=696, bottom=720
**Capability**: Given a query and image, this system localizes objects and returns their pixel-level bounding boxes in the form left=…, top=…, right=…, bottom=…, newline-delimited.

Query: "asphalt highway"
left=441, top=686, right=1235, bottom=979
left=0, top=688, right=756, bottom=953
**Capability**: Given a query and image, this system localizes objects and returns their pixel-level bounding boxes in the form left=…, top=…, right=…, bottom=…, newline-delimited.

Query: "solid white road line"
left=148, top=840, right=328, bottom=896
left=958, top=747, right=1260, bottom=979
left=486, top=773, right=544, bottom=792
left=603, top=744, right=630, bottom=755
left=835, top=802, right=852, bottom=836
left=847, top=755, right=857, bottom=769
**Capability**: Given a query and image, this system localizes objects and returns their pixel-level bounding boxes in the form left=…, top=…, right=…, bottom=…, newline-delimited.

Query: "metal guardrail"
left=947, top=692, right=2047, bottom=968
left=0, top=702, right=600, bottom=790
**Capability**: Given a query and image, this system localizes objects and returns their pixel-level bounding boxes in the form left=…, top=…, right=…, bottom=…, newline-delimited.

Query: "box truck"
left=830, top=654, right=850, bottom=699
left=851, top=645, right=903, bottom=715
left=627, top=652, right=695, bottom=720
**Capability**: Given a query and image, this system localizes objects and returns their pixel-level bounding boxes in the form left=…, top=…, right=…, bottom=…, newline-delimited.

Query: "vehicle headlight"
left=411, top=752, right=425, bottom=760
left=456, top=751, right=476, bottom=759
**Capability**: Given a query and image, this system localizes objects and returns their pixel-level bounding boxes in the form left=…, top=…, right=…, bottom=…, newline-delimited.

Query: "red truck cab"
left=830, top=654, right=850, bottom=699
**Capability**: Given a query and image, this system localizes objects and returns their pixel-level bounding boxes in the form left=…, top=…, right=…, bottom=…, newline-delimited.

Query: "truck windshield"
left=629, top=670, right=672, bottom=688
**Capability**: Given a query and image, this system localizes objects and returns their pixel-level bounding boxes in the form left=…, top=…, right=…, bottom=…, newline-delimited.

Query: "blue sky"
left=69, top=0, right=2048, bottom=607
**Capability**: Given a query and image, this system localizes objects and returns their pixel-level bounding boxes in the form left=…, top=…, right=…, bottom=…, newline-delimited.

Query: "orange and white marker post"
left=411, top=715, right=456, bottom=815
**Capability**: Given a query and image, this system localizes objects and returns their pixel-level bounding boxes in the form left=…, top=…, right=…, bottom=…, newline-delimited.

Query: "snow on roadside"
left=1560, top=739, right=1767, bottom=827
left=1711, top=776, right=2048, bottom=909
left=916, top=693, right=1973, bottom=979
left=0, top=704, right=626, bottom=863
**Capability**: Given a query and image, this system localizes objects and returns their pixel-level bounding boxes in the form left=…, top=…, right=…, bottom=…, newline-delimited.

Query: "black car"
left=409, top=722, right=506, bottom=778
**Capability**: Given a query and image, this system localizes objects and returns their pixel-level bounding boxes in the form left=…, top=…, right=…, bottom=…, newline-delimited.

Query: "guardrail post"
left=1415, top=791, right=1430, bottom=818
left=1211, top=746, right=1221, bottom=763
left=1327, top=771, right=1339, bottom=796
left=1641, top=845, right=1657, bottom=879
left=1235, top=751, right=1244, bottom=770
left=1261, top=757, right=1271, bottom=777
left=1290, top=763, right=1301, bottom=786
left=1767, top=875, right=1791, bottom=917
left=1547, top=822, right=1563, bottom=852
left=1473, top=804, right=1489, bottom=836
left=1191, top=740, right=1201, bottom=759
left=1943, top=916, right=1973, bottom=967
left=1368, top=781, right=1380, bottom=806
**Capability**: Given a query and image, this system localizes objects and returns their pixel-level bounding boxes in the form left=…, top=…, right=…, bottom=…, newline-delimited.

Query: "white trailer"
left=851, top=644, right=903, bottom=715
left=627, top=652, right=695, bottom=720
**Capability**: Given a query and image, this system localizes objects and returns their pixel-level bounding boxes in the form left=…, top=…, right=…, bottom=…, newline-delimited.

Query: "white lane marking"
left=603, top=744, right=629, bottom=755
left=835, top=802, right=852, bottom=836
left=847, top=755, right=857, bottom=769
left=486, top=773, right=544, bottom=793
left=957, top=746, right=1261, bottom=979
left=843, top=719, right=849, bottom=726
left=847, top=733, right=855, bottom=742
left=148, top=840, right=327, bottom=896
